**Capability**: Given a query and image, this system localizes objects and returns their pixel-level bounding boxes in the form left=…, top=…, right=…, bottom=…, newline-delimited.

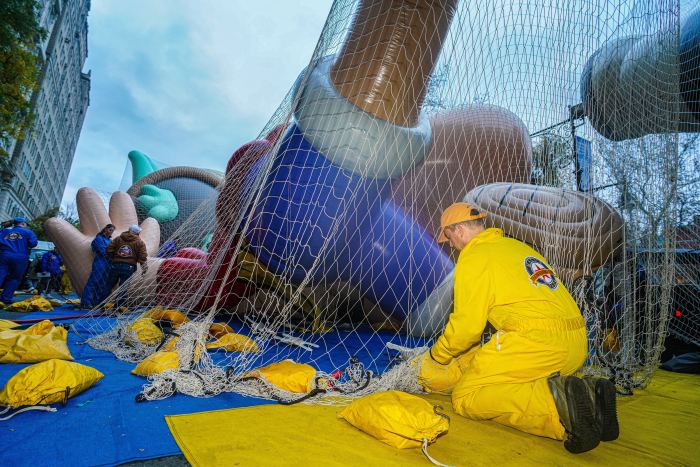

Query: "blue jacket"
left=41, top=251, right=63, bottom=276
left=81, top=233, right=112, bottom=308
left=0, top=226, right=38, bottom=257
left=92, top=233, right=111, bottom=257
left=91, top=233, right=111, bottom=265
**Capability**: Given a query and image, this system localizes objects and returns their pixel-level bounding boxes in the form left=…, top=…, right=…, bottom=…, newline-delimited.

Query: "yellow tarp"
left=166, top=369, right=700, bottom=467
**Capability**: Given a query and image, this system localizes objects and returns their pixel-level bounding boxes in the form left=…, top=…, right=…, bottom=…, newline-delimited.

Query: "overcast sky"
left=62, top=0, right=333, bottom=206
left=63, top=0, right=697, bottom=208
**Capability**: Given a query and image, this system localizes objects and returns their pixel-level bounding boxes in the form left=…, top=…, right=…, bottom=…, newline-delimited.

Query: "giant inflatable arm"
left=243, top=0, right=458, bottom=320
left=44, top=189, right=160, bottom=296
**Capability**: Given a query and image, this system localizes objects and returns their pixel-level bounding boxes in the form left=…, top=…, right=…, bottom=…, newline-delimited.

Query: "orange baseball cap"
left=437, top=202, right=487, bottom=243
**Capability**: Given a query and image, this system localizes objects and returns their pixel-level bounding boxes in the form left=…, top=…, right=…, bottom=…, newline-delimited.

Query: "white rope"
left=0, top=405, right=57, bottom=421
left=421, top=438, right=454, bottom=467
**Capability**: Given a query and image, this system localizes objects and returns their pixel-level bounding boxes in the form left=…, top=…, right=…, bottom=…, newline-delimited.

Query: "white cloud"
left=63, top=0, right=333, bottom=206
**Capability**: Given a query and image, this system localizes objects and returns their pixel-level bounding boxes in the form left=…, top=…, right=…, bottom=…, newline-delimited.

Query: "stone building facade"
left=0, top=0, right=91, bottom=221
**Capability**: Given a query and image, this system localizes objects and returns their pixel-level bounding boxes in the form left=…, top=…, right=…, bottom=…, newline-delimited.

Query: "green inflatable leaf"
left=128, top=150, right=159, bottom=184
left=136, top=184, right=178, bottom=222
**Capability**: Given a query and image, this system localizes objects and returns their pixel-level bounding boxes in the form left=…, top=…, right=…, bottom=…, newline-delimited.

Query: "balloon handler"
left=0, top=217, right=38, bottom=304
left=414, top=202, right=619, bottom=454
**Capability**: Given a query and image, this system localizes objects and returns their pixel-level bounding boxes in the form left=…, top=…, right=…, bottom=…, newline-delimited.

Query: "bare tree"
left=59, top=202, right=79, bottom=228
left=530, top=133, right=572, bottom=187
left=598, top=134, right=682, bottom=247
left=676, top=134, right=700, bottom=226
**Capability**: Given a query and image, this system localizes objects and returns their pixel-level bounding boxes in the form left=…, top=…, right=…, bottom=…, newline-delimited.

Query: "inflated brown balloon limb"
left=391, top=105, right=533, bottom=238
left=330, top=0, right=457, bottom=127
left=44, top=188, right=160, bottom=296
left=465, top=182, right=625, bottom=281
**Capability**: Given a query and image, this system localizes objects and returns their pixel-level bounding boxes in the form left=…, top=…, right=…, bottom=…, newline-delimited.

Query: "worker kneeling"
left=416, top=202, right=619, bottom=454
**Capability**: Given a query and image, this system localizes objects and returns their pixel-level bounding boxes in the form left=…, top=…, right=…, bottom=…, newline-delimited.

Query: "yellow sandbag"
left=131, top=351, right=180, bottom=376
left=0, top=359, right=103, bottom=408
left=206, top=333, right=259, bottom=353
left=64, top=298, right=82, bottom=306
left=603, top=328, right=621, bottom=353
left=47, top=298, right=63, bottom=307
left=143, top=307, right=189, bottom=326
left=209, top=322, right=235, bottom=339
left=159, top=337, right=203, bottom=362
left=337, top=390, right=450, bottom=449
left=22, top=320, right=54, bottom=335
left=0, top=319, right=19, bottom=331
left=60, top=268, right=73, bottom=294
left=128, top=318, right=164, bottom=346
left=6, top=296, right=53, bottom=312
left=162, top=336, right=179, bottom=351
left=0, top=320, right=73, bottom=363
left=246, top=360, right=316, bottom=393
left=143, top=308, right=189, bottom=327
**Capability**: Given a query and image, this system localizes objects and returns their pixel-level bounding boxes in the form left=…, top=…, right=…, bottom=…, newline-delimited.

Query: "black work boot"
left=582, top=376, right=619, bottom=442
left=548, top=373, right=601, bottom=453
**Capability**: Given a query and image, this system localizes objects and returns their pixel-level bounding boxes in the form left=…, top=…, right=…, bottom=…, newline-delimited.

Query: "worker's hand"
left=411, top=351, right=461, bottom=394
left=141, top=263, right=149, bottom=275
left=44, top=188, right=160, bottom=296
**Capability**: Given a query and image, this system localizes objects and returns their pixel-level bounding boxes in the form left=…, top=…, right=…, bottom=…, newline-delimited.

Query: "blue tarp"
left=0, top=305, right=424, bottom=466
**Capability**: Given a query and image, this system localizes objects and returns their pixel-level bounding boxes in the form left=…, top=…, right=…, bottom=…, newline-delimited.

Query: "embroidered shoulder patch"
left=524, top=256, right=558, bottom=290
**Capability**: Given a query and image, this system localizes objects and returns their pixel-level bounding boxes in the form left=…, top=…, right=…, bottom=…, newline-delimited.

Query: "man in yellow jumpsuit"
left=417, top=202, right=619, bottom=454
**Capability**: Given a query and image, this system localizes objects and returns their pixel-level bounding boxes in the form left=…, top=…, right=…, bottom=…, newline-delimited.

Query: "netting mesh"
left=70, top=0, right=698, bottom=401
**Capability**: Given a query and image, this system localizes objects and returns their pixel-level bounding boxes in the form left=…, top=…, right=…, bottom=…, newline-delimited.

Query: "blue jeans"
left=82, top=258, right=111, bottom=308
left=108, top=262, right=136, bottom=308
left=0, top=252, right=29, bottom=303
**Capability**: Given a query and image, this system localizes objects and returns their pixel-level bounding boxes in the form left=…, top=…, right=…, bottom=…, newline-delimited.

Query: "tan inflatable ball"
left=465, top=183, right=624, bottom=281
left=392, top=105, right=533, bottom=237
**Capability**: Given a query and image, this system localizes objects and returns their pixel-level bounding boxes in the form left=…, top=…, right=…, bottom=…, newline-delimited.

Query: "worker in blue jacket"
left=81, top=223, right=115, bottom=308
left=0, top=217, right=38, bottom=303
left=40, top=248, right=63, bottom=292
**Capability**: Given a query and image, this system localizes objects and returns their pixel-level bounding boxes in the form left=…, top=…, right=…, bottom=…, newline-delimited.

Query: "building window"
left=22, top=160, right=31, bottom=179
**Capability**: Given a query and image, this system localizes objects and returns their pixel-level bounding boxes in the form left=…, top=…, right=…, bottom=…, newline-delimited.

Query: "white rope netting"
left=67, top=0, right=697, bottom=402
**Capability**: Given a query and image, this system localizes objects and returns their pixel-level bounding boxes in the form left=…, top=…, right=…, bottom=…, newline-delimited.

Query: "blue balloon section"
left=246, top=124, right=453, bottom=320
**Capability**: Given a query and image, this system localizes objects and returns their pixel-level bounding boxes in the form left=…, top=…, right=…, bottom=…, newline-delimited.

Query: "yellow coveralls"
left=419, top=228, right=587, bottom=440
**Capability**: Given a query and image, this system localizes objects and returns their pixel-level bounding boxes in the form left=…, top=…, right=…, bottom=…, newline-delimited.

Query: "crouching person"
left=416, top=202, right=619, bottom=454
